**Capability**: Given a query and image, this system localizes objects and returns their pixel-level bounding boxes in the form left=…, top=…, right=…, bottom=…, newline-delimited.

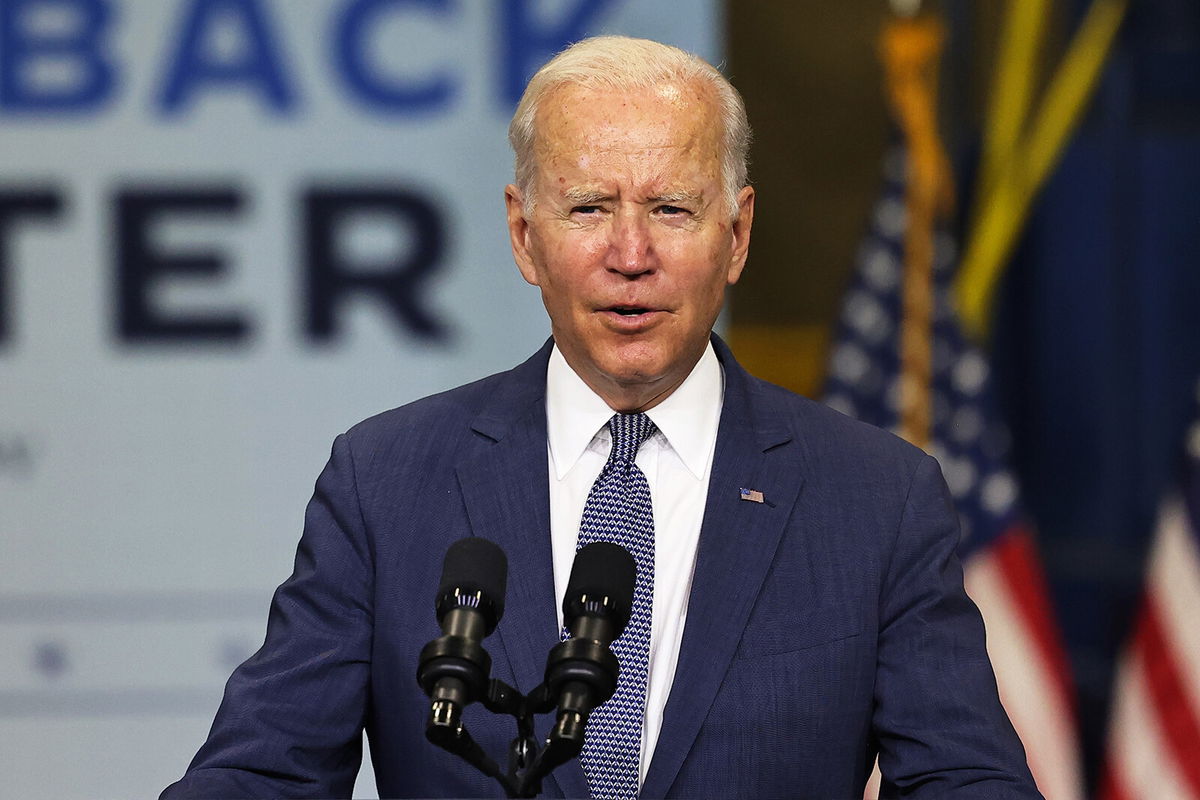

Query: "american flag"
left=1101, top=385, right=1200, bottom=800
left=822, top=144, right=1083, bottom=800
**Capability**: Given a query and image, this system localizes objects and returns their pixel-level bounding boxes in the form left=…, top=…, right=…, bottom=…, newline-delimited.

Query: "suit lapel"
left=453, top=341, right=589, bottom=799
left=641, top=338, right=806, bottom=799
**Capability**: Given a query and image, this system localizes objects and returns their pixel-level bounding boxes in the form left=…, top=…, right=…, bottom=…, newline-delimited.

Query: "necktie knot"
left=607, top=413, right=656, bottom=466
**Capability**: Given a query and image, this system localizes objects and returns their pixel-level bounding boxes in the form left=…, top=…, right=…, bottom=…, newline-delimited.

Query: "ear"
left=505, top=184, right=540, bottom=286
left=725, top=185, right=755, bottom=286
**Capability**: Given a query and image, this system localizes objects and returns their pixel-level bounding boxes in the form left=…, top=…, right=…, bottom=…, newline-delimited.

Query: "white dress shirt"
left=545, top=341, right=724, bottom=784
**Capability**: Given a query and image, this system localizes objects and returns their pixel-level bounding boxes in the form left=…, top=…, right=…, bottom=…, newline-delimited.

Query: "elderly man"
left=163, top=36, right=1040, bottom=799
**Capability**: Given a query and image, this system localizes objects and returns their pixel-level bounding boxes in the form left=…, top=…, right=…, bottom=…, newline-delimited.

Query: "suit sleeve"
left=161, top=433, right=374, bottom=799
left=872, top=454, right=1043, bottom=799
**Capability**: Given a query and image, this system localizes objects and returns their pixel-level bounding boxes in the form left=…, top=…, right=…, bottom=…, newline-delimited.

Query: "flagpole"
left=878, top=13, right=954, bottom=450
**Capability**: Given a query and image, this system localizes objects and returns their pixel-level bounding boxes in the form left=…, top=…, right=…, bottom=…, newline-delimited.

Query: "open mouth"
left=610, top=306, right=651, bottom=316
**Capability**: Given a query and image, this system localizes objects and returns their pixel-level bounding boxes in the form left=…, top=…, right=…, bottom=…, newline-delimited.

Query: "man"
left=163, top=36, right=1040, bottom=799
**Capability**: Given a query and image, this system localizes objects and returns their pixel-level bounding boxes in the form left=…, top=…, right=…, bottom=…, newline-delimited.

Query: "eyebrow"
left=561, top=188, right=706, bottom=206
left=563, top=187, right=612, bottom=205
left=647, top=190, right=705, bottom=206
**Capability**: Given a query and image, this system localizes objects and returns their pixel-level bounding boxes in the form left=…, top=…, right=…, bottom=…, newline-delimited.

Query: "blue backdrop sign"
left=0, top=1, right=719, bottom=795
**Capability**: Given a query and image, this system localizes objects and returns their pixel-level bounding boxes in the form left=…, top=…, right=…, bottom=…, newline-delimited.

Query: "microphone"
left=542, top=541, right=636, bottom=750
left=415, top=539, right=635, bottom=799
left=417, top=537, right=508, bottom=732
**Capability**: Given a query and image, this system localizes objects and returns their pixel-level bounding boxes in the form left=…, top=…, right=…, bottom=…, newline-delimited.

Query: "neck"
left=556, top=344, right=708, bottom=414
left=595, top=379, right=683, bottom=413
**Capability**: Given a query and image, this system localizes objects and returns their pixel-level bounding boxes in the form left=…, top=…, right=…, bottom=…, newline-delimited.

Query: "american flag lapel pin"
left=739, top=487, right=765, bottom=504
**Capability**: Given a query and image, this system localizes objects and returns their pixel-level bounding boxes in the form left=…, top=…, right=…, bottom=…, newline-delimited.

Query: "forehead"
left=531, top=80, right=723, bottom=177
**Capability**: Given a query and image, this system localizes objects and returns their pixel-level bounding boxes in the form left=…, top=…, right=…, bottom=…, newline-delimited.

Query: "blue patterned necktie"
left=572, top=412, right=657, bottom=800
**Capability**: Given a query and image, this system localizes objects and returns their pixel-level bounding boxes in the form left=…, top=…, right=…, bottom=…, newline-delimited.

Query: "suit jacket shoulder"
left=651, top=337, right=1039, bottom=799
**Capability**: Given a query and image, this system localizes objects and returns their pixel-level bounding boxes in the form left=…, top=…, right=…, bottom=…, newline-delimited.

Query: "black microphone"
left=417, top=537, right=508, bottom=732
left=541, top=542, right=636, bottom=751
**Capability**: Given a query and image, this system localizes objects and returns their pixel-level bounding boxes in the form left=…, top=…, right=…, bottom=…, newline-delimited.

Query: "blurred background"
left=1, top=0, right=1197, bottom=797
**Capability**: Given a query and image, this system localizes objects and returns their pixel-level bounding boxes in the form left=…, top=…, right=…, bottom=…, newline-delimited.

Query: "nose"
left=606, top=209, right=658, bottom=275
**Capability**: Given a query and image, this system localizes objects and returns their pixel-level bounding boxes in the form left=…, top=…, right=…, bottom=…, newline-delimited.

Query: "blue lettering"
left=0, top=0, right=115, bottom=112
left=157, top=0, right=294, bottom=115
left=500, top=0, right=616, bottom=107
left=334, top=0, right=455, bottom=114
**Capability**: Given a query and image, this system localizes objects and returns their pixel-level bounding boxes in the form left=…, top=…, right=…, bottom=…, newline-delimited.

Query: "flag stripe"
left=1104, top=482, right=1200, bottom=800
left=864, top=760, right=882, bottom=799
left=1149, top=500, right=1200, bottom=717
left=966, top=550, right=1082, bottom=800
left=1137, top=597, right=1200, bottom=797
left=1107, top=644, right=1197, bottom=800
left=993, top=524, right=1076, bottom=708
left=1099, top=762, right=1134, bottom=800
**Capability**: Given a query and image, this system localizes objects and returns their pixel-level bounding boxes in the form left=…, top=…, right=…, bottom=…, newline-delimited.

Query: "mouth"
left=597, top=304, right=662, bottom=328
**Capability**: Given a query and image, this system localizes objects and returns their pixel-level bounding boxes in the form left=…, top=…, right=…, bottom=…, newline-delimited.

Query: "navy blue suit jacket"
left=164, top=337, right=1040, bottom=798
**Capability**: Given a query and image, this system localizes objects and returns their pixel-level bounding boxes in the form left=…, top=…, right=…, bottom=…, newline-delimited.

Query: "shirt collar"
left=545, top=341, right=724, bottom=481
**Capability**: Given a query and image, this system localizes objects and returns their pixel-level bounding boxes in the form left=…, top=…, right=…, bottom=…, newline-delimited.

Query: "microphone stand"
left=425, top=631, right=619, bottom=798
left=421, top=540, right=630, bottom=797
left=424, top=676, right=588, bottom=798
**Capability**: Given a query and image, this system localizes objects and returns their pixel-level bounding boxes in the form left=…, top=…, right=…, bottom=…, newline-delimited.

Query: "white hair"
left=508, top=35, right=751, bottom=219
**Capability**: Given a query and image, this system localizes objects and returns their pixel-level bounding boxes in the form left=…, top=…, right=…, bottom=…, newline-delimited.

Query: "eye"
left=657, top=205, right=689, bottom=216
left=571, top=205, right=602, bottom=215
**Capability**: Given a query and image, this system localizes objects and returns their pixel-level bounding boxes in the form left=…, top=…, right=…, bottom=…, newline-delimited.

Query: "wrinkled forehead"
left=530, top=80, right=723, bottom=169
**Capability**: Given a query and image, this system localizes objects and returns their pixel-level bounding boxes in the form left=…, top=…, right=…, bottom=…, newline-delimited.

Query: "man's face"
left=506, top=80, right=754, bottom=411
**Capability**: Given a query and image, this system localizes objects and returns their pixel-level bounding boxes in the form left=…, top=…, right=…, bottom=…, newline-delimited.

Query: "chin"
left=596, top=361, right=662, bottom=385
left=592, top=341, right=664, bottom=374
left=595, top=356, right=676, bottom=392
